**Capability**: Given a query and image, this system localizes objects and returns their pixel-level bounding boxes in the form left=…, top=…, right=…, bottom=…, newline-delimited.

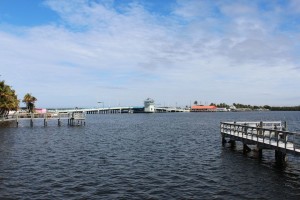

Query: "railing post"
left=284, top=132, right=287, bottom=149
left=276, top=130, right=279, bottom=147
left=283, top=121, right=287, bottom=131
left=259, top=121, right=263, bottom=135
left=269, top=130, right=272, bottom=145
left=294, top=134, right=296, bottom=152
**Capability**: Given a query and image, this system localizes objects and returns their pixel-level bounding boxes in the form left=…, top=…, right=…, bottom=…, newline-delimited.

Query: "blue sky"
left=1, top=0, right=300, bottom=108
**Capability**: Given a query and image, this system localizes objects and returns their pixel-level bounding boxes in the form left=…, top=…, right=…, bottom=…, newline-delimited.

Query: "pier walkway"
left=220, top=121, right=300, bottom=163
left=1, top=111, right=86, bottom=127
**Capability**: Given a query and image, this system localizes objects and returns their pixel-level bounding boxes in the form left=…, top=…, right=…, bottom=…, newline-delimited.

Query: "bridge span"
left=50, top=106, right=190, bottom=114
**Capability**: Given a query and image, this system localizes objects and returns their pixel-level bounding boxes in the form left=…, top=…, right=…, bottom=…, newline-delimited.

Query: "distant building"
left=191, top=105, right=217, bottom=112
left=216, top=107, right=228, bottom=112
left=35, top=108, right=47, bottom=114
left=144, top=98, right=155, bottom=113
left=229, top=105, right=236, bottom=111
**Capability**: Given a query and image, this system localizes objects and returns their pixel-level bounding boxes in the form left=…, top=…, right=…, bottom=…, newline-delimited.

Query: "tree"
left=0, top=81, right=19, bottom=117
left=263, top=105, right=271, bottom=110
left=22, top=93, right=37, bottom=113
left=194, top=101, right=198, bottom=105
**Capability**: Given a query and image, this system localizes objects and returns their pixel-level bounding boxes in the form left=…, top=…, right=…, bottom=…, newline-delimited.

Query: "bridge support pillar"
left=275, top=150, right=286, bottom=164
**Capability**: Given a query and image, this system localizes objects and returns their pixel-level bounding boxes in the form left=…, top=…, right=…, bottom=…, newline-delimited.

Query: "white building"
left=216, top=107, right=228, bottom=112
left=144, top=98, right=155, bottom=113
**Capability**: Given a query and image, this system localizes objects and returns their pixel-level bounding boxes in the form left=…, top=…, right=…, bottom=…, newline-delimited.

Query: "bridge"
left=49, top=107, right=139, bottom=114
left=49, top=106, right=190, bottom=114
left=220, top=121, right=300, bottom=164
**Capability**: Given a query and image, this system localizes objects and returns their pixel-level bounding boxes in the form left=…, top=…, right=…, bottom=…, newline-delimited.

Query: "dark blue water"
left=0, top=112, right=300, bottom=199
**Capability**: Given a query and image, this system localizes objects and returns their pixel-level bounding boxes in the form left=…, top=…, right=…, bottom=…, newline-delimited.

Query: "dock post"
left=258, top=148, right=263, bottom=159
left=30, top=113, right=33, bottom=127
left=243, top=144, right=251, bottom=154
left=229, top=140, right=236, bottom=148
left=16, top=113, right=19, bottom=127
left=222, top=136, right=227, bottom=145
left=283, top=121, right=287, bottom=131
left=44, top=114, right=47, bottom=127
left=275, top=150, right=286, bottom=164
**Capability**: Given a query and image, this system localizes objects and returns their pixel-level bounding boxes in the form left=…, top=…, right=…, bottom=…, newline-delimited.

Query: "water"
left=0, top=112, right=300, bottom=199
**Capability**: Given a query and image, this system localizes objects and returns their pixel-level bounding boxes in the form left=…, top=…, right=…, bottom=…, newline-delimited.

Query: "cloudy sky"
left=0, top=0, right=300, bottom=108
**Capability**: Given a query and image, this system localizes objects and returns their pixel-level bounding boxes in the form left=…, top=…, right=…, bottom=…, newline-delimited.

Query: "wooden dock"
left=0, top=111, right=86, bottom=127
left=220, top=121, right=300, bottom=164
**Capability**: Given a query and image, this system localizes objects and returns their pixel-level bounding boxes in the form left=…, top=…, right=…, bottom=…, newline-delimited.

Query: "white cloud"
left=0, top=0, right=300, bottom=107
left=289, top=0, right=300, bottom=13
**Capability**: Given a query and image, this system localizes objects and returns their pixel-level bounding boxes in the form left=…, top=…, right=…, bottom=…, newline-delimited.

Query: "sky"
left=0, top=0, right=300, bottom=108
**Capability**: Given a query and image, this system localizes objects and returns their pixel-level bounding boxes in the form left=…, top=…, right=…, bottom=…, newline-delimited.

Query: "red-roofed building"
left=191, top=105, right=217, bottom=112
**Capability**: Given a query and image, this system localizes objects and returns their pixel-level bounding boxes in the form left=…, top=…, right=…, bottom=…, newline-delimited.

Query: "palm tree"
left=0, top=81, right=19, bottom=117
left=22, top=93, right=37, bottom=113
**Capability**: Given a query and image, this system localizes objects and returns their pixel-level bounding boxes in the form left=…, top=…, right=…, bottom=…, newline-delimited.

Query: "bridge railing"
left=221, top=122, right=300, bottom=152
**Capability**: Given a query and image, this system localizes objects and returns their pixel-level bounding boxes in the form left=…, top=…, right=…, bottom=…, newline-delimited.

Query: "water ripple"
left=1, top=112, right=300, bottom=199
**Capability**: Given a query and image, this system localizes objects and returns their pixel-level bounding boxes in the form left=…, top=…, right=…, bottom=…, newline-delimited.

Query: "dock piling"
left=275, top=150, right=286, bottom=164
left=243, top=144, right=251, bottom=154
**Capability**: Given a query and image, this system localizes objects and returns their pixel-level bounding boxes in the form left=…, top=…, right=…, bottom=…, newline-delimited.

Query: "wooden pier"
left=220, top=121, right=300, bottom=164
left=0, top=111, right=86, bottom=127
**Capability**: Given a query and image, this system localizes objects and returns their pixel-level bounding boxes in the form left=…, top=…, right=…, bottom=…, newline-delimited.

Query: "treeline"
left=0, top=80, right=19, bottom=116
left=209, top=102, right=266, bottom=109
left=269, top=106, right=300, bottom=111
left=0, top=79, right=37, bottom=117
left=209, top=102, right=300, bottom=111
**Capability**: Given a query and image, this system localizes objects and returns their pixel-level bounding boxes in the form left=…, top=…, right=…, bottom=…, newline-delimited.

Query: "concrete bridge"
left=50, top=106, right=190, bottom=114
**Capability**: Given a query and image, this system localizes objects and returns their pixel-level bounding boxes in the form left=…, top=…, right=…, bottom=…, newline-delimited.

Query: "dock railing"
left=221, top=122, right=300, bottom=155
left=1, top=111, right=86, bottom=127
left=4, top=112, right=76, bottom=119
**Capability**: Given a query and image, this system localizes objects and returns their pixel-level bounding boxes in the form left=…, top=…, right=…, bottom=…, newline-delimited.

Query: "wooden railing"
left=221, top=122, right=300, bottom=154
left=1, top=112, right=85, bottom=120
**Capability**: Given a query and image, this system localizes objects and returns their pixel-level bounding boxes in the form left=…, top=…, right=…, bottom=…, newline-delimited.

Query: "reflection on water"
left=0, top=111, right=300, bottom=199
